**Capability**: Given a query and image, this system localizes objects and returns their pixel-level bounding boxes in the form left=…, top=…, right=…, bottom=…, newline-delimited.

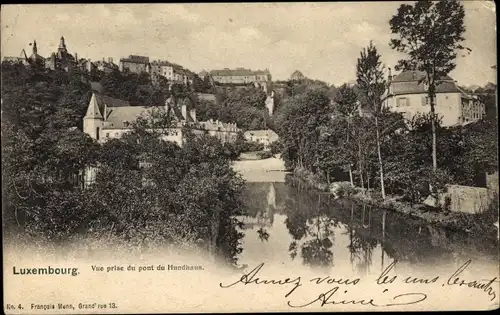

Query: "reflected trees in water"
left=285, top=192, right=339, bottom=268
left=345, top=204, right=379, bottom=275
left=240, top=180, right=499, bottom=271
left=257, top=227, right=270, bottom=242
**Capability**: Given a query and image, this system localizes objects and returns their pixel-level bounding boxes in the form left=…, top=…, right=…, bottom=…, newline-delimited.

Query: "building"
left=290, top=70, right=305, bottom=81
left=383, top=69, right=485, bottom=127
left=172, top=65, right=192, bottom=85
left=198, top=119, right=240, bottom=143
left=83, top=91, right=240, bottom=146
left=209, top=68, right=272, bottom=92
left=144, top=59, right=194, bottom=86
left=2, top=56, right=27, bottom=64
left=198, top=70, right=209, bottom=80
left=94, top=58, right=118, bottom=73
left=28, top=40, right=45, bottom=66
left=3, top=40, right=44, bottom=67
left=196, top=93, right=217, bottom=103
left=119, top=55, right=150, bottom=73
left=149, top=60, right=173, bottom=84
left=243, top=129, right=279, bottom=150
left=265, top=91, right=276, bottom=116
left=45, top=36, right=78, bottom=71
left=346, top=80, right=357, bottom=88
left=76, top=58, right=95, bottom=72
left=117, top=55, right=195, bottom=86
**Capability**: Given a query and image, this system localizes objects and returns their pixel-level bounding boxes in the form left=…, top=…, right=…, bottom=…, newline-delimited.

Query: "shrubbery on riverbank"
left=290, top=169, right=498, bottom=237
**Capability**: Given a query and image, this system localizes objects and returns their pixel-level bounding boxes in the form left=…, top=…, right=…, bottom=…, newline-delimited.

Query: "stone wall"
left=440, top=184, right=491, bottom=214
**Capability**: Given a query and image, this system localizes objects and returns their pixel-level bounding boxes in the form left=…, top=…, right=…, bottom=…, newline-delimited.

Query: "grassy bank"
left=290, top=168, right=498, bottom=238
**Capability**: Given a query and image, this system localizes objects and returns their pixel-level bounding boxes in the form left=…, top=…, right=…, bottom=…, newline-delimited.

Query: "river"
left=233, top=158, right=499, bottom=281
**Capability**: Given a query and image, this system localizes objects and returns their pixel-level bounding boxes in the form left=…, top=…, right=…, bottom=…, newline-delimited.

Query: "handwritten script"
left=220, top=260, right=498, bottom=308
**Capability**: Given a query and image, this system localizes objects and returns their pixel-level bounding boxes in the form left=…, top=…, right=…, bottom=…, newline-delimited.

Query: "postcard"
left=2, top=2, right=499, bottom=313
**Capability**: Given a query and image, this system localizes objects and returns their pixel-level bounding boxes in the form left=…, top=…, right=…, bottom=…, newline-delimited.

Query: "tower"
left=83, top=93, right=104, bottom=141
left=265, top=90, right=275, bottom=116
left=58, top=36, right=67, bottom=58
left=59, top=36, right=66, bottom=50
left=32, top=40, right=38, bottom=54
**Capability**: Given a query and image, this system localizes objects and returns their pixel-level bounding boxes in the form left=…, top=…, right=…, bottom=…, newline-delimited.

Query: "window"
left=96, top=127, right=100, bottom=140
left=422, top=96, right=429, bottom=106
left=106, top=133, right=110, bottom=138
left=397, top=97, right=409, bottom=107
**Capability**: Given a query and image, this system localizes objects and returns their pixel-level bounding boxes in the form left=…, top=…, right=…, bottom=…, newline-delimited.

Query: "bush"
left=330, top=182, right=355, bottom=198
left=442, top=195, right=452, bottom=212
left=269, top=139, right=283, bottom=155
left=245, top=140, right=265, bottom=152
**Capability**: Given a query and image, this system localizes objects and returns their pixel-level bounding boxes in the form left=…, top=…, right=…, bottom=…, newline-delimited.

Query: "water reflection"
left=241, top=182, right=276, bottom=242
left=239, top=180, right=499, bottom=274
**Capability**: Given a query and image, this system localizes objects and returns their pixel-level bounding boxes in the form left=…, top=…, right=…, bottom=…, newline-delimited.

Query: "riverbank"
left=289, top=168, right=498, bottom=238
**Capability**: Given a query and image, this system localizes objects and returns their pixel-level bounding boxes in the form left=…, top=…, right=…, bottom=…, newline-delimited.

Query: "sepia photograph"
left=1, top=1, right=499, bottom=313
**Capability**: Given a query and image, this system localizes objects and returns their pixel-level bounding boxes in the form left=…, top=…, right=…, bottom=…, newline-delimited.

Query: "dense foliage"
left=196, top=85, right=271, bottom=130
left=2, top=63, right=246, bottom=264
left=274, top=81, right=498, bottom=204
left=222, top=132, right=265, bottom=160
left=272, top=1, right=496, bottom=206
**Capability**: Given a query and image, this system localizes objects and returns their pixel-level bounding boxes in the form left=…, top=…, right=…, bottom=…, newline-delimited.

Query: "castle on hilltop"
left=2, top=36, right=117, bottom=73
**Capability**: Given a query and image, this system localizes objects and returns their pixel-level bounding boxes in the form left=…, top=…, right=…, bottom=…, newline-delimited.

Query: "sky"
left=1, top=2, right=496, bottom=87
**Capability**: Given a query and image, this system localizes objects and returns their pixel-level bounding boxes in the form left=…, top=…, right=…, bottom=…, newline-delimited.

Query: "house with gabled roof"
left=382, top=69, right=485, bottom=127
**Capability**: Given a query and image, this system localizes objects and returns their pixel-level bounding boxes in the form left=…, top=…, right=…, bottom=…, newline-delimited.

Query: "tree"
left=194, top=86, right=269, bottom=130
left=333, top=84, right=359, bottom=186
left=275, top=89, right=332, bottom=172
left=192, top=74, right=212, bottom=93
left=356, top=41, right=387, bottom=199
left=389, top=0, right=468, bottom=173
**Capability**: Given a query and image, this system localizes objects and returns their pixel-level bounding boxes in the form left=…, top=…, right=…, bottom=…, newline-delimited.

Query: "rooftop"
left=244, top=129, right=279, bottom=140
left=391, top=70, right=453, bottom=83
left=210, top=68, right=270, bottom=76
left=120, top=55, right=149, bottom=64
left=290, top=70, right=305, bottom=79
left=390, top=70, right=460, bottom=96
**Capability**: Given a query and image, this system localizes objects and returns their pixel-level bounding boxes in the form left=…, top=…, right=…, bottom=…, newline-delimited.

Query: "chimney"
left=108, top=57, right=113, bottom=63
left=181, top=104, right=188, bottom=121
left=75, top=53, right=78, bottom=61
left=189, top=108, right=197, bottom=122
